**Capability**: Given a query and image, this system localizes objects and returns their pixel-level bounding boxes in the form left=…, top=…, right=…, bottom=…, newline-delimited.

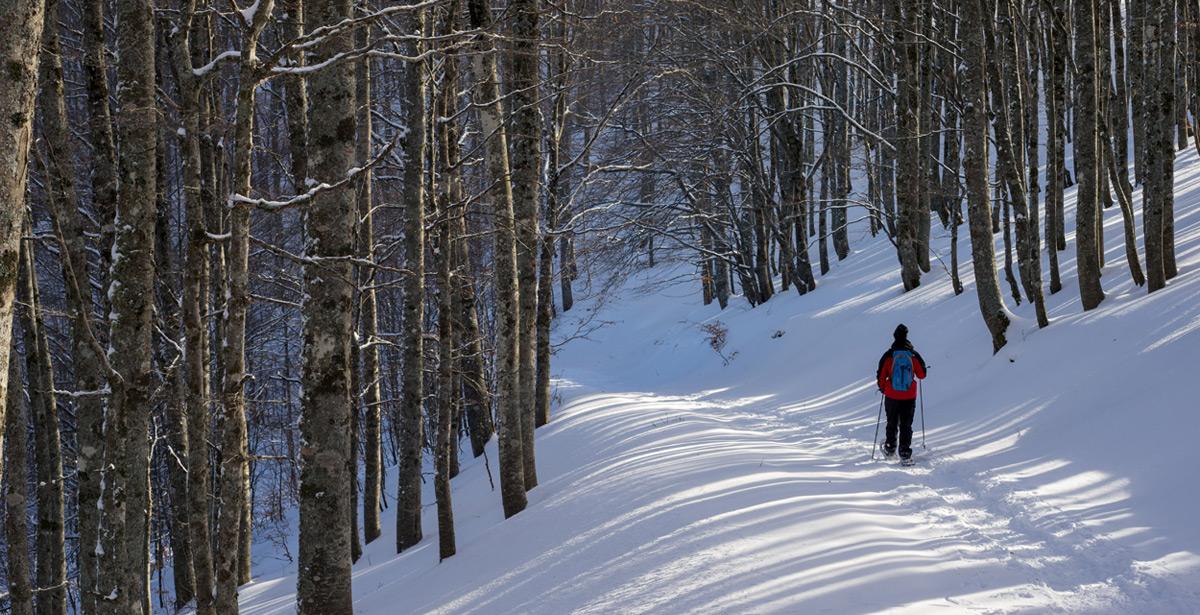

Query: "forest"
left=0, top=0, right=1188, bottom=613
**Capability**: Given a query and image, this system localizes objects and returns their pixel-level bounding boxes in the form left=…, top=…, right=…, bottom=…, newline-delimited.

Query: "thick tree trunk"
left=155, top=169, right=195, bottom=612
left=468, top=0, right=527, bottom=518
left=1074, top=0, right=1107, bottom=309
left=297, top=0, right=357, bottom=612
left=896, top=0, right=923, bottom=290
left=0, top=0, right=46, bottom=490
left=962, top=0, right=1011, bottom=353
left=396, top=4, right=427, bottom=551
left=510, top=0, right=541, bottom=491
left=1144, top=0, right=1177, bottom=292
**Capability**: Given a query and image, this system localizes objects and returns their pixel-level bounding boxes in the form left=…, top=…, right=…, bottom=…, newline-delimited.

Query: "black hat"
left=893, top=324, right=908, bottom=342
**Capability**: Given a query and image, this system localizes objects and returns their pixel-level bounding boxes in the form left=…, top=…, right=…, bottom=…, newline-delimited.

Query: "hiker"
left=875, top=324, right=927, bottom=460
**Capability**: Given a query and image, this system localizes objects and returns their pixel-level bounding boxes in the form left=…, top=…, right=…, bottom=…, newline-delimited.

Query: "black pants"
left=884, top=397, right=916, bottom=455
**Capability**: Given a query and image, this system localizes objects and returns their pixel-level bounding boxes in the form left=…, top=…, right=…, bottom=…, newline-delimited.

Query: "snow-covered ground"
left=233, top=148, right=1200, bottom=613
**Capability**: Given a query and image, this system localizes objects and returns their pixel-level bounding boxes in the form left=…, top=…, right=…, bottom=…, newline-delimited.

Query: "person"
left=875, top=324, right=927, bottom=460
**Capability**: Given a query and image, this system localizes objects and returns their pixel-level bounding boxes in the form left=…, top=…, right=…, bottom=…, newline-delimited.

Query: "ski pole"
left=920, top=381, right=926, bottom=449
left=871, top=393, right=883, bottom=460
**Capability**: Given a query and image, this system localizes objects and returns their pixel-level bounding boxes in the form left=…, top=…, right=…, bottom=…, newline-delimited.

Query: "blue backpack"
left=891, top=350, right=915, bottom=392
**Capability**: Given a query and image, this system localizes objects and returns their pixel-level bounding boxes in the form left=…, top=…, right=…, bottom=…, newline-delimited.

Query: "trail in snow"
left=228, top=132, right=1200, bottom=615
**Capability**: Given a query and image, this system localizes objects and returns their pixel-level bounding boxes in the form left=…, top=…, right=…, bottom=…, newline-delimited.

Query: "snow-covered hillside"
left=234, top=149, right=1200, bottom=613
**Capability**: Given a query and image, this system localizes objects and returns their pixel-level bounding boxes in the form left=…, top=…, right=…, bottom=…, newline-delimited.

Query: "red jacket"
left=877, top=346, right=926, bottom=400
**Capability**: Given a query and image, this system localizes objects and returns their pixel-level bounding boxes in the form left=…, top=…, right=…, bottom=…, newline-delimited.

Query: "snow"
left=239, top=0, right=262, bottom=26
left=220, top=153, right=1200, bottom=613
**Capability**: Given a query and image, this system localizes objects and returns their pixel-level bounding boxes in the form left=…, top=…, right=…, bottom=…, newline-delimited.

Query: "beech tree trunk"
left=4, top=346, right=33, bottom=615
left=468, top=0, right=527, bottom=518
left=396, top=3, right=427, bottom=552
left=1073, top=0, right=1107, bottom=309
left=18, top=230, right=67, bottom=615
left=896, top=0, right=923, bottom=291
left=962, top=0, right=1010, bottom=352
left=510, top=0, right=541, bottom=491
left=0, top=0, right=46, bottom=488
left=215, top=5, right=275, bottom=612
left=297, top=0, right=357, bottom=612
left=1145, top=0, right=1177, bottom=292
left=77, top=0, right=116, bottom=609
left=96, top=0, right=157, bottom=611
left=167, top=4, right=216, bottom=612
left=357, top=38, right=383, bottom=548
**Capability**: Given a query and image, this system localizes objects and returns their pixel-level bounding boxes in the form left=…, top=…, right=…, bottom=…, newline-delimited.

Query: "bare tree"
left=4, top=342, right=33, bottom=615
left=0, top=0, right=46, bottom=484
left=962, top=0, right=1011, bottom=352
left=296, top=0, right=358, bottom=611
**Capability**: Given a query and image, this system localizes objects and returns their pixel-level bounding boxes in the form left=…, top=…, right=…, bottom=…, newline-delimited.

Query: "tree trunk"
left=1144, top=0, right=1177, bottom=292
left=984, top=8, right=1049, bottom=327
left=1074, top=0, right=1107, bottom=309
left=34, top=2, right=98, bottom=610
left=435, top=206, right=457, bottom=562
left=510, top=0, right=541, bottom=491
left=1130, top=0, right=1148, bottom=183
left=0, top=0, right=46, bottom=492
left=77, top=0, right=116, bottom=609
left=297, top=0, right=357, bottom=612
left=18, top=230, right=67, bottom=615
left=455, top=207, right=493, bottom=458
left=962, top=0, right=1011, bottom=352
left=94, top=0, right=156, bottom=610
left=215, top=5, right=275, bottom=611
left=467, top=0, right=527, bottom=518
left=896, top=0, right=923, bottom=291
left=4, top=345, right=33, bottom=615
left=1045, top=4, right=1064, bottom=294
left=356, top=36, right=383, bottom=548
left=395, top=3, right=428, bottom=551
left=166, top=4, right=216, bottom=612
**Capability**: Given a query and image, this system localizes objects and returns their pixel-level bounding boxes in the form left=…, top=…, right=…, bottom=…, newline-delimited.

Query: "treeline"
left=0, top=0, right=1192, bottom=614
left=0, top=0, right=633, bottom=613
left=610, top=0, right=1184, bottom=353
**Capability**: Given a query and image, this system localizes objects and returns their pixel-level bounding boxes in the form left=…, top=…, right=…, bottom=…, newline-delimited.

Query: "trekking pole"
left=871, top=393, right=884, bottom=460
left=920, top=381, right=927, bottom=449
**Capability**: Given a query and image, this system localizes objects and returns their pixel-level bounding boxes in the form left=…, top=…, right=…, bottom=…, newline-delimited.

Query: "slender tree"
left=95, top=0, right=157, bottom=609
left=4, top=343, right=33, bottom=615
left=17, top=228, right=67, bottom=615
left=468, top=0, right=527, bottom=518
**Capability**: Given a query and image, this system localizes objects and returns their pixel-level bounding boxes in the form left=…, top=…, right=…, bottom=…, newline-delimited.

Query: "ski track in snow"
left=224, top=135, right=1200, bottom=615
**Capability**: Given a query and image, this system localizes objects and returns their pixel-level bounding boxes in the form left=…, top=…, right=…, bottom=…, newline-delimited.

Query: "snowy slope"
left=233, top=150, right=1200, bottom=613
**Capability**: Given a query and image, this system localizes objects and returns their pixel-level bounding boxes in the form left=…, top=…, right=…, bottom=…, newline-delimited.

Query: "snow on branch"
left=193, top=50, right=241, bottom=77
left=228, top=125, right=403, bottom=212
